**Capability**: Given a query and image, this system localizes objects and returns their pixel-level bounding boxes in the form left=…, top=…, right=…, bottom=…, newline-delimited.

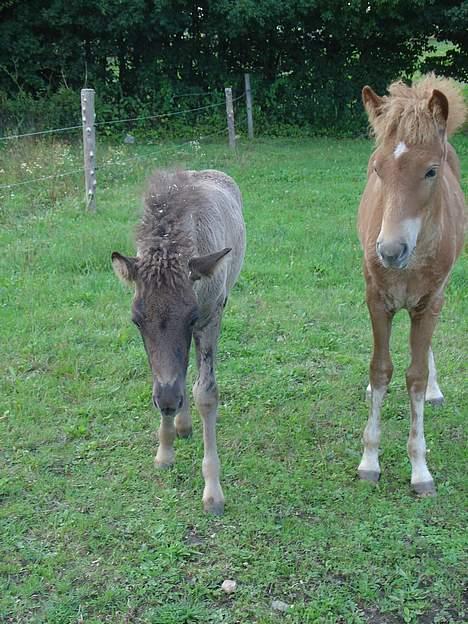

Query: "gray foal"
left=112, top=169, right=246, bottom=514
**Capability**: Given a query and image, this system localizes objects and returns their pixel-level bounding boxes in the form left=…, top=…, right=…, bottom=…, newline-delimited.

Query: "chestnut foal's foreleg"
left=193, top=309, right=224, bottom=515
left=406, top=307, right=439, bottom=495
left=358, top=297, right=394, bottom=482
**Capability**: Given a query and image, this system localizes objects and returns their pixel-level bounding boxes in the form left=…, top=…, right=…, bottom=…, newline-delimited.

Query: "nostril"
left=399, top=243, right=409, bottom=259
left=178, top=396, right=184, bottom=410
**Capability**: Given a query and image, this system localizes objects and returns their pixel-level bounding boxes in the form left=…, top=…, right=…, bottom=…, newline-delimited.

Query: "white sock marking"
left=359, top=386, right=385, bottom=473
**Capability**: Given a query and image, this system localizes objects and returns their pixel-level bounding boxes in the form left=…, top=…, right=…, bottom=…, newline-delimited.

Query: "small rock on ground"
left=271, top=599, right=289, bottom=612
left=221, top=579, right=237, bottom=593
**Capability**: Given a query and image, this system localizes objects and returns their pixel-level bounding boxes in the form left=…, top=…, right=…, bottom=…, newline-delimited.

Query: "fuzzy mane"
left=371, top=74, right=466, bottom=145
left=135, top=170, right=200, bottom=288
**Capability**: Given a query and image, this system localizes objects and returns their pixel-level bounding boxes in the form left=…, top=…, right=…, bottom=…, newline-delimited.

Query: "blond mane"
left=371, top=73, right=466, bottom=145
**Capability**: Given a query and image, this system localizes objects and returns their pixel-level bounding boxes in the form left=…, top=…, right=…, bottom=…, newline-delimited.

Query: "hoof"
left=176, top=427, right=193, bottom=439
left=154, top=455, right=174, bottom=470
left=203, top=498, right=224, bottom=516
left=426, top=396, right=444, bottom=407
left=412, top=480, right=436, bottom=496
left=358, top=469, right=381, bottom=483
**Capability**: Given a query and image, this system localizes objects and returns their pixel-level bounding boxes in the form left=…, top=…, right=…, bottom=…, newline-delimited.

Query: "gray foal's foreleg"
left=175, top=387, right=193, bottom=438
left=155, top=388, right=191, bottom=468
left=193, top=312, right=224, bottom=515
left=155, top=414, right=176, bottom=468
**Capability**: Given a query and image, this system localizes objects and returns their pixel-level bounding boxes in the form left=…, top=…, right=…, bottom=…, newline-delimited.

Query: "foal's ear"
left=111, top=251, right=138, bottom=285
left=189, top=248, right=231, bottom=281
left=428, top=89, right=449, bottom=131
left=362, top=86, right=384, bottom=124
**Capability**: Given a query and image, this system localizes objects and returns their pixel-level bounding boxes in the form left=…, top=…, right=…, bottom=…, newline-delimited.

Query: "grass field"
left=0, top=135, right=467, bottom=624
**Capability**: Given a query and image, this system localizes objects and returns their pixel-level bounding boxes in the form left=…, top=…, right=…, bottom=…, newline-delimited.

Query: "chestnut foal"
left=357, top=75, right=466, bottom=495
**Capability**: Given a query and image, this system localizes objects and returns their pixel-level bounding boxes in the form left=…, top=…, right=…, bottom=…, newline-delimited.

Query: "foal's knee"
left=406, top=365, right=428, bottom=395
left=193, top=379, right=218, bottom=414
left=370, top=359, right=393, bottom=389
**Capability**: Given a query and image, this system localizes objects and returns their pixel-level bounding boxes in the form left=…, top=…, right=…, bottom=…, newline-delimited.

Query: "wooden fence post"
left=244, top=74, right=254, bottom=139
left=81, top=88, right=96, bottom=211
left=225, top=87, right=236, bottom=150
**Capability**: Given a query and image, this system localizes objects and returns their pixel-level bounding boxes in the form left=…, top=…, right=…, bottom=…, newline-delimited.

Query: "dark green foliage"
left=0, top=1, right=466, bottom=136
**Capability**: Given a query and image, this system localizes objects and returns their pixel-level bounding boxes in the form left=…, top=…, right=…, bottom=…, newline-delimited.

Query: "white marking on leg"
left=201, top=409, right=224, bottom=510
left=394, top=141, right=408, bottom=159
left=358, top=386, right=385, bottom=474
left=408, top=392, right=433, bottom=486
left=194, top=380, right=224, bottom=513
left=366, top=382, right=371, bottom=401
left=425, top=348, right=444, bottom=403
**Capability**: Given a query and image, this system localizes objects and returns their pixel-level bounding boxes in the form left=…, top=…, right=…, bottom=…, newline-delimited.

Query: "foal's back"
left=187, top=169, right=245, bottom=291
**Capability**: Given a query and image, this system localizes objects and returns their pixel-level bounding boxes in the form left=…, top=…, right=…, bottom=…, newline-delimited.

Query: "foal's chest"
left=379, top=272, right=445, bottom=314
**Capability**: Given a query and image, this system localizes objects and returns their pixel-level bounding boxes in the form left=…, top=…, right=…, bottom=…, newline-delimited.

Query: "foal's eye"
left=425, top=168, right=437, bottom=179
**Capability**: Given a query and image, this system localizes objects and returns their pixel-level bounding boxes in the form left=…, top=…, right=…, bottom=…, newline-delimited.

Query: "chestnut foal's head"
left=363, top=83, right=449, bottom=269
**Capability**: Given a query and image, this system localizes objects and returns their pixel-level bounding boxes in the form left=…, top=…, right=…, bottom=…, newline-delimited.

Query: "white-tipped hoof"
left=358, top=469, right=381, bottom=483
left=412, top=480, right=436, bottom=496
left=203, top=498, right=224, bottom=515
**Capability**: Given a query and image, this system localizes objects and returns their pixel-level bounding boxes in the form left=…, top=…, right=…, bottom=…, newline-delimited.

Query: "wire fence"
left=0, top=85, right=251, bottom=199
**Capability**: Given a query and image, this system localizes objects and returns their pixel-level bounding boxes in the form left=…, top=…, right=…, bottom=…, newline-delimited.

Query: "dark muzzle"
left=377, top=240, right=409, bottom=268
left=153, top=380, right=184, bottom=417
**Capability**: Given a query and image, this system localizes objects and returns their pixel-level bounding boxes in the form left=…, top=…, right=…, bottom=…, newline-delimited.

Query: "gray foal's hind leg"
left=193, top=309, right=225, bottom=515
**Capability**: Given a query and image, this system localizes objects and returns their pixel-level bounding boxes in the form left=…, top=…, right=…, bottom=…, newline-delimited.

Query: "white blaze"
left=394, top=142, right=408, bottom=159
left=402, top=217, right=422, bottom=252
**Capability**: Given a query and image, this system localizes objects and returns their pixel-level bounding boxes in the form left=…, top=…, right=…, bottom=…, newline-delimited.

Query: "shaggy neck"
left=136, top=213, right=195, bottom=288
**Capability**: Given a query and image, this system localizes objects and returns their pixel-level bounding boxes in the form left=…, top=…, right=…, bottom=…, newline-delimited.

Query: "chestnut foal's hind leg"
left=358, top=298, right=394, bottom=483
left=406, top=309, right=439, bottom=496
left=193, top=310, right=224, bottom=515
left=425, top=347, right=444, bottom=406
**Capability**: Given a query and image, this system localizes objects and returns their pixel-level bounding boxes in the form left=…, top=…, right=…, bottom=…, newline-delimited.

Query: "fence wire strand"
left=0, top=126, right=228, bottom=191
left=0, top=167, right=84, bottom=190
left=1, top=89, right=245, bottom=190
left=94, top=99, right=226, bottom=129
left=96, top=126, right=228, bottom=174
left=0, top=124, right=83, bottom=142
left=0, top=91, right=245, bottom=141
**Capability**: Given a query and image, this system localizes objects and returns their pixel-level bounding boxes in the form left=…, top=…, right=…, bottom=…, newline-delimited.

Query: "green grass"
left=0, top=135, right=467, bottom=624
